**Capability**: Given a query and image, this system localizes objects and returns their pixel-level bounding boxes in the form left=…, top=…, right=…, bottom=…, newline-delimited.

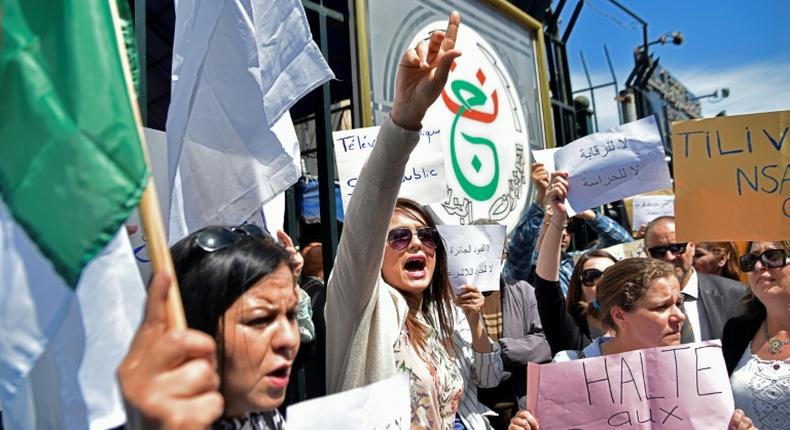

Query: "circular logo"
left=408, top=23, right=531, bottom=231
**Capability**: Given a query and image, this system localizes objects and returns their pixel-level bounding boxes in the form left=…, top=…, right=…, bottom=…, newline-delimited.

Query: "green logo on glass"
left=442, top=73, right=501, bottom=202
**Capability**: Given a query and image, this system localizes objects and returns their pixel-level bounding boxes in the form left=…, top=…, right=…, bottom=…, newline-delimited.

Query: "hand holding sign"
left=453, top=284, right=485, bottom=316
left=535, top=117, right=672, bottom=213
left=546, top=171, right=570, bottom=216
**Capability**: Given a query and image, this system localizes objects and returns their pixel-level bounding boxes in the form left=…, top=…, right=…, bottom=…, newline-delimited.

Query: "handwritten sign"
left=286, top=374, right=410, bottom=430
left=333, top=126, right=447, bottom=210
left=527, top=341, right=733, bottom=429
left=672, top=110, right=790, bottom=241
left=436, top=224, right=506, bottom=294
left=553, top=116, right=672, bottom=213
left=631, top=196, right=675, bottom=231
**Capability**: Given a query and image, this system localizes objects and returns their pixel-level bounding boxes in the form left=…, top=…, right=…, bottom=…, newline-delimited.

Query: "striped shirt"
left=451, top=308, right=504, bottom=430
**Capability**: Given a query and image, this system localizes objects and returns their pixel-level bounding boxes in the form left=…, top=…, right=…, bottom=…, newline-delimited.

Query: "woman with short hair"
left=507, top=173, right=757, bottom=430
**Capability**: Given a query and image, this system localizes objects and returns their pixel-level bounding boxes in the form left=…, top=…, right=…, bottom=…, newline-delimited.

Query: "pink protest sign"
left=527, top=340, right=734, bottom=429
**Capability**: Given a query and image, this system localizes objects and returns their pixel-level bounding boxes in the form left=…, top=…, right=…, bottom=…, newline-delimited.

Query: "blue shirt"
left=503, top=202, right=633, bottom=296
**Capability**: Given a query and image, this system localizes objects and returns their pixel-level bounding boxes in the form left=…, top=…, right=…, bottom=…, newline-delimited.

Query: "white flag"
left=0, top=201, right=146, bottom=430
left=166, top=0, right=333, bottom=241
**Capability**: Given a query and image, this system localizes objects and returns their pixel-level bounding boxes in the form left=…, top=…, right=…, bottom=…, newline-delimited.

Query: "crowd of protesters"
left=115, top=11, right=787, bottom=430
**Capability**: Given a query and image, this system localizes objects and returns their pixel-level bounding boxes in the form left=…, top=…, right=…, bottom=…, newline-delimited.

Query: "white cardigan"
left=325, top=117, right=420, bottom=394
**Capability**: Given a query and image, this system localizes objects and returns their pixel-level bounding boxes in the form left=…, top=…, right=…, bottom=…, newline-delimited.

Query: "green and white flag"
left=0, top=0, right=148, bottom=428
left=0, top=0, right=148, bottom=286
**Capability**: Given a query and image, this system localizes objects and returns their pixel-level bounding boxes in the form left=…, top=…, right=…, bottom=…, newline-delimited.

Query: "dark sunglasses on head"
left=647, top=243, right=688, bottom=258
left=739, top=249, right=788, bottom=272
left=387, top=227, right=438, bottom=251
left=195, top=224, right=270, bottom=253
left=580, top=268, right=604, bottom=287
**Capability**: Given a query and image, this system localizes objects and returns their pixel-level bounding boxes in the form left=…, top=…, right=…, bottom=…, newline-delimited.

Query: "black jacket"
left=696, top=273, right=748, bottom=340
left=534, top=274, right=592, bottom=355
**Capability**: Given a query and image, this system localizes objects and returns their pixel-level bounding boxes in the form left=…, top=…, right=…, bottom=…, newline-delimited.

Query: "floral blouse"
left=214, top=410, right=285, bottom=430
left=394, top=314, right=464, bottom=430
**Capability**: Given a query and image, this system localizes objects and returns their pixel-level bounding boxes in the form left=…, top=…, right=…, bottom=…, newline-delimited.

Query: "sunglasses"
left=739, top=249, right=788, bottom=272
left=386, top=227, right=438, bottom=251
left=580, top=268, right=604, bottom=287
left=647, top=243, right=688, bottom=258
left=195, top=224, right=270, bottom=253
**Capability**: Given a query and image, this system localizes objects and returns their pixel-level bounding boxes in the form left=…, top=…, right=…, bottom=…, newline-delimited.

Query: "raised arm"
left=503, top=163, right=549, bottom=282
left=454, top=284, right=504, bottom=388
left=326, top=11, right=461, bottom=317
left=533, top=172, right=592, bottom=353
left=535, top=172, right=568, bottom=283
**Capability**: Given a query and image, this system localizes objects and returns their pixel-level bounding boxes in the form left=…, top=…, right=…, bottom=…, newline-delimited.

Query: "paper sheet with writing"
left=436, top=224, right=506, bottom=294
left=286, top=374, right=410, bottom=430
left=631, top=195, right=675, bottom=230
left=553, top=116, right=672, bottom=213
left=527, top=340, right=734, bottom=429
left=672, top=110, right=790, bottom=241
left=334, top=126, right=446, bottom=210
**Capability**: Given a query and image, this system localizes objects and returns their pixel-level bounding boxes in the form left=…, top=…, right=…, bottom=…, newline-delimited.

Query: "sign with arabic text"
left=631, top=195, right=675, bottom=230
left=554, top=116, right=672, bottom=213
left=436, top=224, right=505, bottom=294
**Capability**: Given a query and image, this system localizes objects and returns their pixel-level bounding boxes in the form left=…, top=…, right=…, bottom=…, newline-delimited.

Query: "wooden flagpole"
left=108, top=0, right=187, bottom=330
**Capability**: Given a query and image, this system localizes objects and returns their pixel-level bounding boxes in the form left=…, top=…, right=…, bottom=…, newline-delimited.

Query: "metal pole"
left=603, top=45, right=622, bottom=124
left=134, top=0, right=147, bottom=125
left=579, top=51, right=599, bottom=132
left=315, top=12, right=338, bottom=277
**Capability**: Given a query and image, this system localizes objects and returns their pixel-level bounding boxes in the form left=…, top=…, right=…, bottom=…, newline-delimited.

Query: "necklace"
left=762, top=323, right=790, bottom=355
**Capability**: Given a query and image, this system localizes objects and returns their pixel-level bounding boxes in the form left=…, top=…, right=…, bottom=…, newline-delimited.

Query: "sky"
left=558, top=0, right=790, bottom=130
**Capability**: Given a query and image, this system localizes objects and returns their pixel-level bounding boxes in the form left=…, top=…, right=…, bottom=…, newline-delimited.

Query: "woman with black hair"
left=118, top=12, right=466, bottom=429
left=119, top=224, right=302, bottom=429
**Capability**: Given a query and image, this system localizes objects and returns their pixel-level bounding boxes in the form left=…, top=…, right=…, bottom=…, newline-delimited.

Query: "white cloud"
left=676, top=60, right=790, bottom=117
left=564, top=60, right=790, bottom=134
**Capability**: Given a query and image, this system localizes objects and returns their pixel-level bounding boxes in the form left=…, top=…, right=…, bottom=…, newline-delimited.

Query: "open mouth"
left=403, top=256, right=427, bottom=279
left=266, top=365, right=291, bottom=389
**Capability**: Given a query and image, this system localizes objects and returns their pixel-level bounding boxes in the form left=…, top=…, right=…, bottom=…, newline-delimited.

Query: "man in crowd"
left=643, top=216, right=746, bottom=341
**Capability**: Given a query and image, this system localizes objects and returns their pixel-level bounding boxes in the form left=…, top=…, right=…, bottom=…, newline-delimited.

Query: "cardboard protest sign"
left=672, top=110, right=790, bottom=241
left=631, top=196, right=675, bottom=231
left=436, top=224, right=506, bottom=294
left=334, top=126, right=447, bottom=210
left=527, top=340, right=733, bottom=429
left=286, top=374, right=410, bottom=430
